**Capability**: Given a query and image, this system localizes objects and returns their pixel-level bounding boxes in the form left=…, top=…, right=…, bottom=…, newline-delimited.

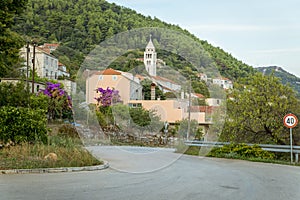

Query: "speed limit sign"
left=283, top=113, right=298, bottom=128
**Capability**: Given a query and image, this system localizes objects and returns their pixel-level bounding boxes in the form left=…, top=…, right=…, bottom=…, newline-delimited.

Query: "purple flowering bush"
left=94, top=87, right=121, bottom=107
left=94, top=87, right=121, bottom=129
left=38, top=82, right=73, bottom=120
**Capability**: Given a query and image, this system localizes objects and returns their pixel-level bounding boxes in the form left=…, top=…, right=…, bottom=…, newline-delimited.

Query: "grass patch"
left=177, top=143, right=300, bottom=166
left=0, top=136, right=102, bottom=170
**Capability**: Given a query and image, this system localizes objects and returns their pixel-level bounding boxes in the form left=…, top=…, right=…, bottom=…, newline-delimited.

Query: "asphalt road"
left=1, top=146, right=300, bottom=200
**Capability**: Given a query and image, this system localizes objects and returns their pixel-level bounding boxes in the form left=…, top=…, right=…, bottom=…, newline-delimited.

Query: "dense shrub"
left=0, top=106, right=48, bottom=144
left=38, top=82, right=73, bottom=121
left=58, top=124, right=80, bottom=138
left=0, top=82, right=30, bottom=107
left=208, top=143, right=275, bottom=160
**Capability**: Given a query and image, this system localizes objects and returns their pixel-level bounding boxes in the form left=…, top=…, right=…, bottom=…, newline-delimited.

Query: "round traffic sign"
left=283, top=113, right=298, bottom=128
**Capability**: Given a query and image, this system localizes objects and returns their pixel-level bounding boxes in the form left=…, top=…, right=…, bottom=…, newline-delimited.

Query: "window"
left=36, top=85, right=40, bottom=92
left=112, top=75, right=117, bottom=81
left=99, top=75, right=103, bottom=80
left=55, top=72, right=57, bottom=79
left=129, top=103, right=142, bottom=108
left=45, top=70, right=48, bottom=77
left=45, top=57, right=49, bottom=65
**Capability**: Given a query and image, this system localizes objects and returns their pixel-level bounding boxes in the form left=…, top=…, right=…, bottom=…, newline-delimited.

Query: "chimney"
left=181, top=91, right=184, bottom=99
left=151, top=83, right=156, bottom=100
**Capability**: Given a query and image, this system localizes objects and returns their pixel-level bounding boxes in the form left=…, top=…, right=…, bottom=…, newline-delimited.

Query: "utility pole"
left=26, top=42, right=30, bottom=106
left=86, top=69, right=90, bottom=126
left=187, top=78, right=191, bottom=140
left=26, top=42, right=30, bottom=91
left=31, top=44, right=36, bottom=93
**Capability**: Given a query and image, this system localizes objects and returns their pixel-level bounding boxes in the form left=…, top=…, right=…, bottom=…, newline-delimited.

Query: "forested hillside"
left=13, top=0, right=255, bottom=80
left=256, top=66, right=300, bottom=97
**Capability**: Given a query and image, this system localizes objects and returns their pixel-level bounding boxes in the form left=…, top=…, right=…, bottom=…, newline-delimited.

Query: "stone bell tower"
left=144, top=35, right=157, bottom=76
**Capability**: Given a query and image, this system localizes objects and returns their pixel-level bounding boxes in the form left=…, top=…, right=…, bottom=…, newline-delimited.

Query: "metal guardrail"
left=185, top=140, right=300, bottom=162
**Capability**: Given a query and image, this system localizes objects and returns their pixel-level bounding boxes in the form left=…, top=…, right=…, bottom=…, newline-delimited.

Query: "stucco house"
left=86, top=68, right=142, bottom=104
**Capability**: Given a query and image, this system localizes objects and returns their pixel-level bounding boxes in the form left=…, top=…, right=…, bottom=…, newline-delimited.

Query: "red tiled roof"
left=96, top=68, right=121, bottom=75
left=214, top=77, right=231, bottom=81
left=35, top=46, right=54, bottom=57
left=193, top=93, right=205, bottom=98
left=135, top=74, right=145, bottom=81
left=43, top=43, right=60, bottom=47
left=190, top=106, right=217, bottom=114
left=198, top=73, right=206, bottom=76
left=58, top=62, right=65, bottom=66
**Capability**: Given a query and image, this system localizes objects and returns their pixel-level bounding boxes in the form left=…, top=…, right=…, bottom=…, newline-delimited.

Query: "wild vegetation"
left=0, top=135, right=102, bottom=170
left=12, top=0, right=255, bottom=81
left=257, top=66, right=300, bottom=97
left=0, top=0, right=28, bottom=78
left=221, top=73, right=300, bottom=145
left=0, top=81, right=101, bottom=169
left=1, top=0, right=300, bottom=166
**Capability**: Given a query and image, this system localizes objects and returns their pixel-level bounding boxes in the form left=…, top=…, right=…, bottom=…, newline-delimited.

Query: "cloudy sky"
left=107, top=0, right=300, bottom=77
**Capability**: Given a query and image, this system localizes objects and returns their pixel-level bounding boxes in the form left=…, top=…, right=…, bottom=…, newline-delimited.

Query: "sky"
left=107, top=0, right=300, bottom=77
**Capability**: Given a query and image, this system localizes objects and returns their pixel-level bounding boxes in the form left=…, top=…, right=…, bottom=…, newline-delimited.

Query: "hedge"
left=0, top=106, right=48, bottom=144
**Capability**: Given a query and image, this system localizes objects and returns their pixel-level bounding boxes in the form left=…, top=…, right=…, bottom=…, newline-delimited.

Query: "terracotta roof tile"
left=193, top=93, right=205, bottom=98
left=96, top=68, right=121, bottom=75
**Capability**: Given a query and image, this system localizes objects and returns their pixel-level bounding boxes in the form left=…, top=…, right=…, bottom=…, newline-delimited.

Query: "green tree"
left=191, top=80, right=209, bottom=98
left=221, top=73, right=300, bottom=145
left=141, top=79, right=166, bottom=100
left=0, top=81, right=30, bottom=107
left=129, top=107, right=163, bottom=134
left=0, top=0, right=28, bottom=77
left=176, top=119, right=202, bottom=139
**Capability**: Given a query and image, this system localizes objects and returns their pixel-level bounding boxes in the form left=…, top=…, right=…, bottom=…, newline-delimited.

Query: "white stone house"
left=58, top=62, right=70, bottom=78
left=20, top=44, right=59, bottom=80
left=212, top=77, right=233, bottom=90
left=58, top=79, right=76, bottom=95
left=0, top=78, right=45, bottom=93
left=198, top=73, right=208, bottom=82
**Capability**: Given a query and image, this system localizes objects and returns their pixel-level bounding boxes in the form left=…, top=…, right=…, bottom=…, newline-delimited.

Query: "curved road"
left=1, top=146, right=300, bottom=200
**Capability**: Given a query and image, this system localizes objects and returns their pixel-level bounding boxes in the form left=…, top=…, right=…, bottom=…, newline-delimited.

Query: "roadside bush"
left=0, top=82, right=30, bottom=107
left=0, top=106, right=48, bottom=144
left=48, top=135, right=80, bottom=148
left=96, top=106, right=113, bottom=128
left=208, top=143, right=275, bottom=160
left=58, top=124, right=80, bottom=138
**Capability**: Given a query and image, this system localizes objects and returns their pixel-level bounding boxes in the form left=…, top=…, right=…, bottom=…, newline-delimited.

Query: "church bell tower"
left=144, top=35, right=157, bottom=77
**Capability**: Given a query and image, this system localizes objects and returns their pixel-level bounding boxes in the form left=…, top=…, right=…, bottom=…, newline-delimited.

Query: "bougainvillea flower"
left=94, top=87, right=121, bottom=107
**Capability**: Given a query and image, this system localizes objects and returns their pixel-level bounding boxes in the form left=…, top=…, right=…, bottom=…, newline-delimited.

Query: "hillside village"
left=0, top=35, right=233, bottom=139
left=86, top=37, right=233, bottom=136
left=0, top=43, right=77, bottom=96
left=2, top=0, right=300, bottom=186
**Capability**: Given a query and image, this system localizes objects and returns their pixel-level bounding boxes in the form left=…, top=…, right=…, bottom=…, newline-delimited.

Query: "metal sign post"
left=283, top=113, right=298, bottom=163
left=290, top=128, right=293, bottom=163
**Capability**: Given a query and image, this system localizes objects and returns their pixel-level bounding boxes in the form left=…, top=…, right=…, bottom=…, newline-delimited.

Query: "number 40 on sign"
left=283, top=113, right=298, bottom=128
left=283, top=113, right=298, bottom=163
